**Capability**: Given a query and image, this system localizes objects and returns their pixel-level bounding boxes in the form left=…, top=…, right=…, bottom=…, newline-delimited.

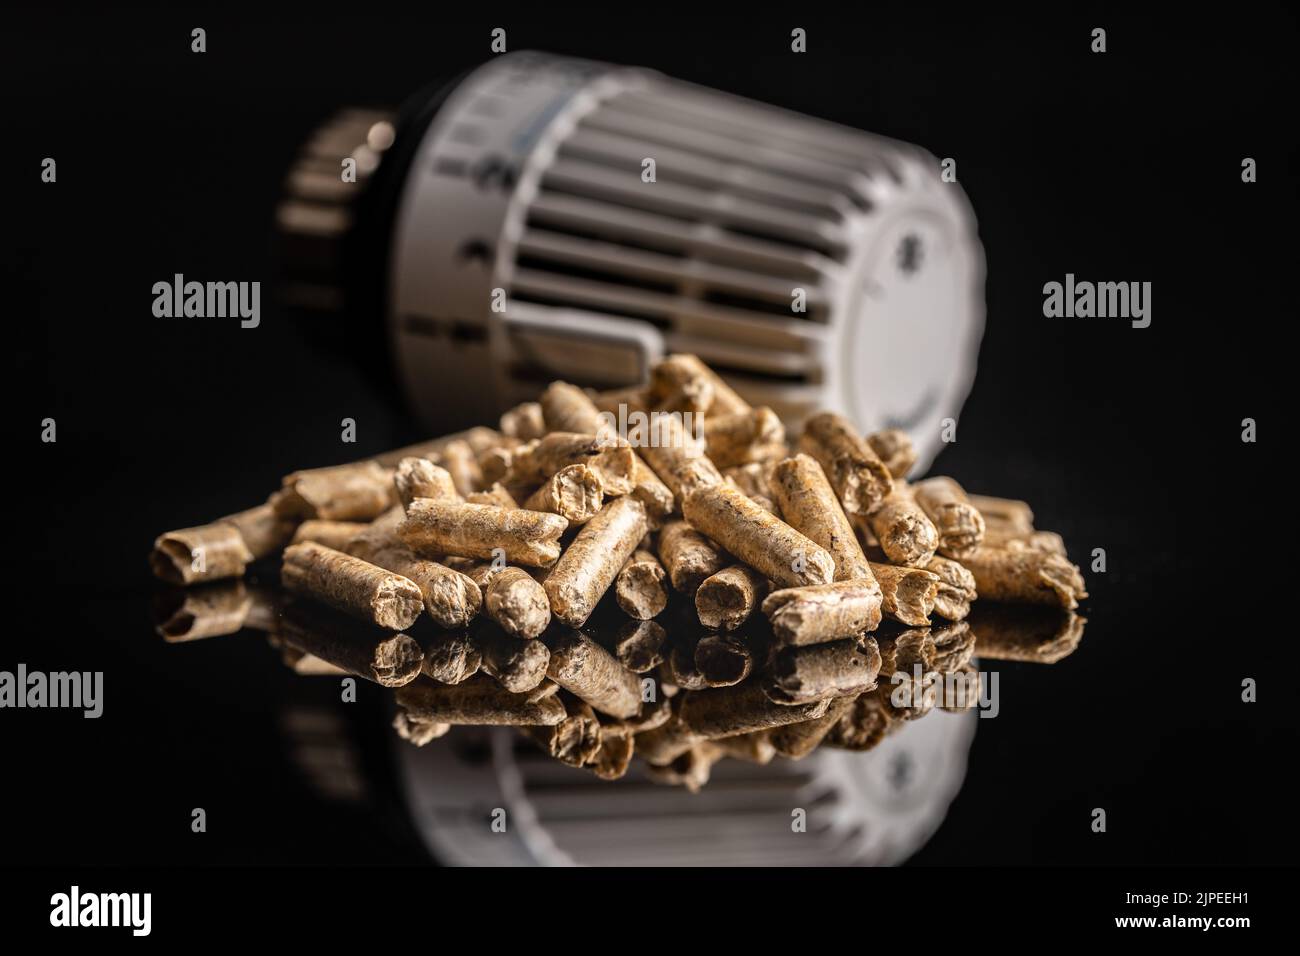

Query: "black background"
left=3, top=7, right=1295, bottom=873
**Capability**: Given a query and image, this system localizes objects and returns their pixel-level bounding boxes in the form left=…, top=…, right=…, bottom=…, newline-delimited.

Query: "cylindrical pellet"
left=657, top=520, right=727, bottom=594
left=769, top=695, right=858, bottom=759
left=761, top=579, right=884, bottom=646
left=865, top=428, right=917, bottom=480
left=511, top=432, right=636, bottom=496
left=769, top=453, right=875, bottom=582
left=926, top=555, right=978, bottom=620
left=959, top=545, right=1086, bottom=608
left=292, top=519, right=369, bottom=552
left=649, top=354, right=750, bottom=416
left=869, top=561, right=940, bottom=626
left=371, top=427, right=502, bottom=468
left=150, top=522, right=254, bottom=585
left=499, top=401, right=546, bottom=441
left=523, top=463, right=604, bottom=524
left=682, top=483, right=834, bottom=588
left=540, top=380, right=605, bottom=434
left=273, top=461, right=395, bottom=521
left=912, top=477, right=986, bottom=559
left=420, top=631, right=482, bottom=684
left=465, top=483, right=519, bottom=509
left=695, top=564, right=768, bottom=630
left=615, top=549, right=669, bottom=620
left=967, top=604, right=1085, bottom=664
left=629, top=454, right=675, bottom=526
left=396, top=675, right=566, bottom=725
left=982, top=527, right=1067, bottom=555
left=476, top=627, right=551, bottom=693
left=394, top=457, right=458, bottom=509
left=822, top=693, right=893, bottom=751
left=543, top=628, right=642, bottom=719
left=763, top=637, right=882, bottom=704
left=587, top=727, right=636, bottom=780
left=723, top=462, right=773, bottom=501
left=435, top=438, right=483, bottom=497
left=524, top=697, right=603, bottom=767
left=392, top=712, right=451, bottom=746
left=398, top=499, right=568, bottom=567
left=799, top=412, right=894, bottom=517
left=703, top=407, right=786, bottom=468
left=866, top=489, right=939, bottom=568
left=218, top=502, right=297, bottom=559
left=154, top=581, right=254, bottom=642
left=968, top=494, right=1035, bottom=535
left=677, top=682, right=831, bottom=739
left=931, top=621, right=977, bottom=673
left=544, top=497, right=647, bottom=626
left=635, top=413, right=723, bottom=505
left=281, top=542, right=423, bottom=629
left=612, top=619, right=668, bottom=673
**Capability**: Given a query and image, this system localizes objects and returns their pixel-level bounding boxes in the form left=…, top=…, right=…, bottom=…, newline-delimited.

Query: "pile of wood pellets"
left=152, top=355, right=1087, bottom=790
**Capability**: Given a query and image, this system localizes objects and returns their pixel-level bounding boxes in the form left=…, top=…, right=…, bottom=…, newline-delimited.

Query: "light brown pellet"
left=629, top=454, right=675, bottom=526
left=420, top=631, right=482, bottom=684
left=723, top=462, right=774, bottom=501
left=590, top=384, right=649, bottom=417
left=217, top=503, right=297, bottom=559
left=677, top=682, right=831, bottom=739
left=983, top=527, right=1068, bottom=555
left=695, top=564, right=768, bottom=630
left=540, top=380, right=605, bottom=435
left=435, top=438, right=483, bottom=497
left=281, top=542, right=424, bottom=630
left=634, top=709, right=700, bottom=765
left=703, top=407, right=786, bottom=468
left=761, top=579, right=884, bottom=646
left=649, top=354, right=750, bottom=416
left=926, top=555, right=978, bottom=621
left=511, top=432, right=636, bottom=496
left=483, top=566, right=552, bottom=640
left=865, top=428, right=917, bottom=480
left=799, top=412, right=894, bottom=517
left=396, top=675, right=566, bottom=725
left=769, top=695, right=858, bottom=759
left=292, top=519, right=369, bottom=552
left=869, top=561, right=940, bottom=626
left=968, top=605, right=1085, bottom=664
left=612, top=619, right=668, bottom=673
left=968, top=494, right=1035, bottom=535
left=273, top=461, right=395, bottom=521
left=398, top=499, right=568, bottom=567
left=477, top=628, right=551, bottom=693
left=544, top=496, right=647, bottom=626
left=769, top=453, right=875, bottom=582
left=523, top=463, right=604, bottom=524
left=499, top=401, right=546, bottom=441
left=544, top=628, right=643, bottom=719
left=525, top=697, right=603, bottom=767
left=150, top=522, right=254, bottom=585
left=636, top=415, right=723, bottom=503
left=477, top=445, right=515, bottom=488
left=912, top=476, right=986, bottom=558
left=682, top=483, right=834, bottom=588
left=657, top=520, right=727, bottom=594
left=693, top=633, right=754, bottom=687
left=276, top=606, right=424, bottom=686
left=615, top=549, right=669, bottom=620
left=371, top=427, right=502, bottom=469
left=764, top=636, right=882, bottom=705
left=394, top=457, right=458, bottom=509
left=866, top=489, right=939, bottom=567
left=465, top=483, right=519, bottom=509
left=393, top=712, right=451, bottom=746
left=959, top=545, right=1087, bottom=608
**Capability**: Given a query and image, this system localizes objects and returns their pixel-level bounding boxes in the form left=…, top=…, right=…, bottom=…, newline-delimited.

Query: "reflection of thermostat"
left=279, top=51, right=985, bottom=473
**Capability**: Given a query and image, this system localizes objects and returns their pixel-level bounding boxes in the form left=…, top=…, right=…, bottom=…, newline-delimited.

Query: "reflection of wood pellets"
left=761, top=580, right=883, bottom=646
left=664, top=632, right=710, bottom=691
left=154, top=581, right=254, bottom=642
left=822, top=693, right=893, bottom=751
left=612, top=619, right=668, bottom=673
left=292, top=520, right=369, bottom=551
left=866, top=490, right=939, bottom=568
left=615, top=549, right=669, bottom=620
left=645, top=743, right=723, bottom=792
left=968, top=604, right=1086, bottom=663
left=465, top=483, right=519, bottom=509
left=683, top=483, right=834, bottom=588
left=587, top=726, right=636, bottom=780
left=876, top=628, right=938, bottom=677
left=151, top=522, right=254, bottom=585
left=421, top=631, right=481, bottom=684
left=512, top=432, right=636, bottom=495
left=769, top=454, right=875, bottom=582
left=912, top=477, right=985, bottom=558
left=939, top=663, right=981, bottom=711
left=634, top=710, right=699, bottom=765
left=477, top=628, right=551, bottom=693
left=657, top=520, right=726, bottom=593
left=695, top=564, right=768, bottom=630
left=926, top=555, right=978, bottom=620
left=500, top=401, right=546, bottom=440
left=678, top=682, right=831, bottom=738
left=764, top=637, right=881, bottom=704
left=523, top=463, right=604, bottom=524
left=960, top=545, right=1087, bottom=608
left=931, top=621, right=976, bottom=673
left=282, top=542, right=424, bottom=629
left=799, top=412, right=893, bottom=516
left=277, top=605, right=424, bottom=686
left=968, top=494, right=1035, bottom=535
left=392, top=712, right=451, bottom=746
left=704, top=407, right=785, bottom=468
left=769, top=695, right=857, bottom=759
left=544, top=497, right=647, bottom=626
left=398, top=499, right=568, bottom=567
left=396, top=675, right=566, bottom=725
left=650, top=354, right=750, bottom=416
left=866, top=428, right=917, bottom=480
left=713, top=731, right=776, bottom=765
left=540, top=381, right=606, bottom=435
left=525, top=697, right=603, bottom=767
left=394, top=458, right=457, bottom=509
left=693, top=633, right=754, bottom=687
left=544, top=628, right=642, bottom=719
left=273, top=461, right=395, bottom=521
left=869, top=561, right=939, bottom=626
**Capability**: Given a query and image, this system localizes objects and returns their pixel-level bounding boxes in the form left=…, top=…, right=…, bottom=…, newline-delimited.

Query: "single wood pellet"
left=761, top=579, right=884, bottom=646
left=420, top=631, right=482, bottom=684
left=612, top=619, right=668, bottom=673
left=926, top=555, right=978, bottom=620
left=543, top=497, right=647, bottom=626
left=396, top=675, right=566, bottom=726
left=291, top=519, right=369, bottom=552
left=912, top=476, right=986, bottom=559
left=693, top=633, right=754, bottom=687
left=958, top=545, right=1087, bottom=608
left=276, top=606, right=424, bottom=687
left=865, top=428, right=917, bottom=480
left=273, top=461, right=396, bottom=521
left=523, top=462, right=604, bottom=524
left=799, top=411, right=894, bottom=517
left=869, top=561, right=941, bottom=627
left=398, top=499, right=568, bottom=567
left=394, top=457, right=458, bottom=509
left=543, top=628, right=643, bottom=719
left=477, top=627, right=551, bottom=693
left=657, top=519, right=727, bottom=593
left=615, top=549, right=669, bottom=620
left=695, top=564, right=768, bottom=630
left=703, top=407, right=786, bottom=468
left=499, top=401, right=547, bottom=441
left=281, top=542, right=424, bottom=630
left=151, top=522, right=254, bottom=585
left=769, top=453, right=876, bottom=583
left=866, top=489, right=940, bottom=568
